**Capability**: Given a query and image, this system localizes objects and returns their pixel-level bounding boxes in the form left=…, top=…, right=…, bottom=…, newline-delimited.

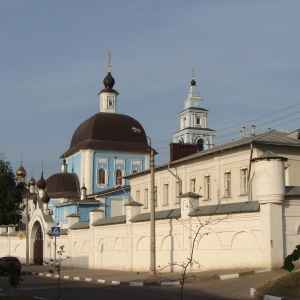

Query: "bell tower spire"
left=98, top=51, right=119, bottom=113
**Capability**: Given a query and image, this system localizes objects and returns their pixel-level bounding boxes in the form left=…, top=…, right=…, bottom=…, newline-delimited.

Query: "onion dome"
left=61, top=113, right=150, bottom=158
left=37, top=172, right=46, bottom=190
left=28, top=177, right=36, bottom=187
left=46, top=172, right=80, bottom=198
left=103, top=72, right=115, bottom=89
left=42, top=192, right=50, bottom=203
left=16, top=163, right=27, bottom=179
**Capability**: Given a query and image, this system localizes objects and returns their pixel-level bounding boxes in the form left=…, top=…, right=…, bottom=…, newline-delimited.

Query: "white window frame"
left=224, top=172, right=231, bottom=197
left=163, top=183, right=169, bottom=205
left=115, top=169, right=123, bottom=186
left=136, top=190, right=140, bottom=202
left=175, top=181, right=180, bottom=203
left=190, top=178, right=196, bottom=193
left=204, top=175, right=211, bottom=200
left=144, top=188, right=148, bottom=209
left=98, top=168, right=107, bottom=186
left=241, top=168, right=248, bottom=195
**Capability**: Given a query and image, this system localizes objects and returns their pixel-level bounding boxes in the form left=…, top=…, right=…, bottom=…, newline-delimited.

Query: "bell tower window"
left=197, top=138, right=205, bottom=151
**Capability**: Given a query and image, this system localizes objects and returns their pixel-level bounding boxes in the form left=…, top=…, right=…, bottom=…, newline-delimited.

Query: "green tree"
left=0, top=155, right=25, bottom=225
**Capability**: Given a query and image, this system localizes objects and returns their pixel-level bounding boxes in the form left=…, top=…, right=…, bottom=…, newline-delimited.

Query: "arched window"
left=197, top=138, right=205, bottom=151
left=115, top=169, right=123, bottom=185
left=98, top=168, right=106, bottom=185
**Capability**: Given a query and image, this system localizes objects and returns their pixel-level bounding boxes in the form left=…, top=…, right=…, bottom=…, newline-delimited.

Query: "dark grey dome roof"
left=46, top=173, right=80, bottom=199
left=61, top=113, right=150, bottom=158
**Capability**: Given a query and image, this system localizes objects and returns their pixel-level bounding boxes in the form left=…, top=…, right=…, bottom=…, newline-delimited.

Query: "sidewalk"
left=21, top=264, right=274, bottom=286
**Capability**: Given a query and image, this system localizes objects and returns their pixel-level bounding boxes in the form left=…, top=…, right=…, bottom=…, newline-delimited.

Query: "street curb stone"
left=22, top=269, right=269, bottom=287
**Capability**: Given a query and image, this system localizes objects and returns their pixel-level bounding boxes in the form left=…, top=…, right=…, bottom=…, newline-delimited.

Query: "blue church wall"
left=92, top=152, right=145, bottom=194
left=66, top=153, right=81, bottom=177
left=78, top=204, right=100, bottom=221
left=54, top=205, right=77, bottom=225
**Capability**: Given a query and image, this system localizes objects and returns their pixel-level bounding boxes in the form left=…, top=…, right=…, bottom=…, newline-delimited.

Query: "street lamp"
left=25, top=193, right=29, bottom=267
left=132, top=127, right=156, bottom=275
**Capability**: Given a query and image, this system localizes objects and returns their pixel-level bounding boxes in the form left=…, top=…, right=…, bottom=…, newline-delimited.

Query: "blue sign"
left=51, top=226, right=61, bottom=237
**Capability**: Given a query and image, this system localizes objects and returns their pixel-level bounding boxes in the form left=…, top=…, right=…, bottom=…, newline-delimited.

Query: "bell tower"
left=172, top=69, right=215, bottom=151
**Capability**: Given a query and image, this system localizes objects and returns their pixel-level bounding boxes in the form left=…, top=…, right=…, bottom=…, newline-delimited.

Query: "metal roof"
left=130, top=209, right=181, bottom=223
left=69, top=222, right=89, bottom=230
left=189, top=201, right=260, bottom=217
left=285, top=186, right=300, bottom=196
left=92, top=215, right=126, bottom=226
left=126, top=129, right=300, bottom=178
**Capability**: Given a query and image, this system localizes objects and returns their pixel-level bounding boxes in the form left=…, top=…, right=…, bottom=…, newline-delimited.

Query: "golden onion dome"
left=16, top=164, right=27, bottom=178
left=29, top=177, right=36, bottom=186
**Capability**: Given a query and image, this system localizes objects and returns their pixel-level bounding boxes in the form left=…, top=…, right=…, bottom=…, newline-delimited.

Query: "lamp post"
left=25, top=193, right=29, bottom=267
left=132, top=127, right=156, bottom=275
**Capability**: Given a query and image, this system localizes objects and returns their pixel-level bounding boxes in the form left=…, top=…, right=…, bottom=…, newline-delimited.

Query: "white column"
left=253, top=153, right=286, bottom=269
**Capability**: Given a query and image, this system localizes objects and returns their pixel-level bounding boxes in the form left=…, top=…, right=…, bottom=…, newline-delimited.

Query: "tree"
left=0, top=155, right=25, bottom=225
left=8, top=261, right=23, bottom=299
left=283, top=245, right=300, bottom=273
left=44, top=239, right=70, bottom=300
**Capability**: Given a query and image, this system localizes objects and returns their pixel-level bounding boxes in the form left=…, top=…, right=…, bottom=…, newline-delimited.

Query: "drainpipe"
left=248, top=141, right=254, bottom=201
left=168, top=164, right=182, bottom=195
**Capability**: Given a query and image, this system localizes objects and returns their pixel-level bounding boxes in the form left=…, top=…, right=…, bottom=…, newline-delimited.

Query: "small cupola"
left=61, top=159, right=68, bottom=173
left=80, top=184, right=87, bottom=200
left=98, top=51, right=119, bottom=113
left=28, top=175, right=36, bottom=194
left=16, top=159, right=27, bottom=182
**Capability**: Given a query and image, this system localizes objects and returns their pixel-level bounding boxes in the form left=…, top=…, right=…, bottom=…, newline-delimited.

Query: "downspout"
left=168, top=164, right=182, bottom=195
left=248, top=141, right=254, bottom=201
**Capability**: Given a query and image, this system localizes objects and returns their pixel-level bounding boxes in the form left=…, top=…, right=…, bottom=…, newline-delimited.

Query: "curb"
left=22, top=268, right=271, bottom=287
left=21, top=271, right=181, bottom=286
left=249, top=287, right=296, bottom=300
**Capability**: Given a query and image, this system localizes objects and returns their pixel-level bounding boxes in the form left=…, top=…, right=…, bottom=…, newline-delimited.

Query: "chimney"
left=251, top=125, right=256, bottom=136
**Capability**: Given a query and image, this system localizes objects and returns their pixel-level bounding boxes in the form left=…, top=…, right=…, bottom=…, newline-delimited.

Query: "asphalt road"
left=0, top=269, right=285, bottom=300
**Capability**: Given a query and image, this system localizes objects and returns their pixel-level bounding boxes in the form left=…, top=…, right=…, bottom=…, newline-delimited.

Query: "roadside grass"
left=256, top=270, right=300, bottom=299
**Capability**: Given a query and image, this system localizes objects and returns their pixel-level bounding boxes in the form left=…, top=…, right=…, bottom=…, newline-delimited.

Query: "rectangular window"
left=163, top=184, right=169, bottom=205
left=204, top=176, right=211, bottom=200
left=241, top=169, right=248, bottom=194
left=224, top=172, right=231, bottom=197
left=136, top=190, right=140, bottom=202
left=175, top=181, right=180, bottom=203
left=98, top=168, right=106, bottom=184
left=154, top=186, right=157, bottom=207
left=196, top=116, right=201, bottom=125
left=115, top=169, right=122, bottom=185
left=144, top=189, right=148, bottom=208
left=190, top=178, right=196, bottom=193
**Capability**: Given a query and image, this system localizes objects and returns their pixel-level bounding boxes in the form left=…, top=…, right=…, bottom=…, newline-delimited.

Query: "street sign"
left=51, top=226, right=61, bottom=237
left=17, top=231, right=25, bottom=240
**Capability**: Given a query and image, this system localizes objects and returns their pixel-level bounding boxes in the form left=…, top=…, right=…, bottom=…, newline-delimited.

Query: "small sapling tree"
left=44, top=243, right=70, bottom=300
left=8, top=262, right=23, bottom=299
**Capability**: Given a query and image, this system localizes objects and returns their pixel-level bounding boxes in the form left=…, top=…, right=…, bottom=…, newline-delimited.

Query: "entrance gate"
left=34, top=227, right=43, bottom=265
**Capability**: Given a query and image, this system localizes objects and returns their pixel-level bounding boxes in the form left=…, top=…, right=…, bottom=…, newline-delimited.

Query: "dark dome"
left=61, top=113, right=150, bottom=157
left=37, top=173, right=46, bottom=189
left=46, top=173, right=80, bottom=198
left=103, top=72, right=115, bottom=89
left=191, top=78, right=196, bottom=86
left=42, top=192, right=50, bottom=203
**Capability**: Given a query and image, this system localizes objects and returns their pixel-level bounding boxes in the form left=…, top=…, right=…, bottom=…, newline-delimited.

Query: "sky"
left=0, top=0, right=299, bottom=180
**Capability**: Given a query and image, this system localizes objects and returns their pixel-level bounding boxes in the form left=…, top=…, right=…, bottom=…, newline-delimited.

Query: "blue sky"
left=0, top=0, right=299, bottom=179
